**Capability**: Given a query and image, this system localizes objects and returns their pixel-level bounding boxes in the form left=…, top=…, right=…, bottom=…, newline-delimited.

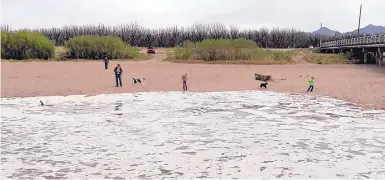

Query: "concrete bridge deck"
left=320, top=34, right=385, bottom=66
left=321, top=44, right=385, bottom=50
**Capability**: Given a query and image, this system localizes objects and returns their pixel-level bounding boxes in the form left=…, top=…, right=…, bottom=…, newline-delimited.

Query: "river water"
left=1, top=91, right=385, bottom=179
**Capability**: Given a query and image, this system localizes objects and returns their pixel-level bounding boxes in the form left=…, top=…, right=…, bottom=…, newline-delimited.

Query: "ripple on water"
left=1, top=91, right=385, bottom=179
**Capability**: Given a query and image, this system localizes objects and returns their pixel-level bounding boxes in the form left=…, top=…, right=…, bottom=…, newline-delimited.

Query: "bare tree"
left=229, top=25, right=240, bottom=39
left=1, top=24, right=12, bottom=32
left=142, top=29, right=157, bottom=47
left=191, top=24, right=208, bottom=42
left=208, top=23, right=228, bottom=40
left=3, top=22, right=340, bottom=48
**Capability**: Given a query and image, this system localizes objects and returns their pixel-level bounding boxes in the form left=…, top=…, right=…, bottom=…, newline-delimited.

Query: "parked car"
left=147, top=47, right=155, bottom=54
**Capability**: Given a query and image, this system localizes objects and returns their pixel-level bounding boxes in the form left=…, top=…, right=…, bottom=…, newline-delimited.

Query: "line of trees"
left=1, top=23, right=342, bottom=48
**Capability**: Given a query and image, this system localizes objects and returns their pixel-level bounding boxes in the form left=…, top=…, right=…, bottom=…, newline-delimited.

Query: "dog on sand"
left=260, top=81, right=268, bottom=89
left=132, top=77, right=145, bottom=85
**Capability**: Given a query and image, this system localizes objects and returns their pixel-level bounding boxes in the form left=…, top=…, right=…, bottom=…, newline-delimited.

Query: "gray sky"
left=1, top=0, right=384, bottom=32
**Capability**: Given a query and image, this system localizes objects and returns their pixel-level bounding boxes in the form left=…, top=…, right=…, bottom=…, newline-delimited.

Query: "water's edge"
left=0, top=90, right=361, bottom=108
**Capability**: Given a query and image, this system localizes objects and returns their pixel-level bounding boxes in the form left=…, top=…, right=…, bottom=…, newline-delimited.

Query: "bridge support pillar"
left=363, top=48, right=368, bottom=64
left=378, top=48, right=384, bottom=66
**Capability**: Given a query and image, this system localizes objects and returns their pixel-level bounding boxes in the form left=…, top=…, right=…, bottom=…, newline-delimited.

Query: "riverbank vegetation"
left=167, top=38, right=294, bottom=64
left=2, top=23, right=336, bottom=49
left=1, top=34, right=147, bottom=61
left=64, top=36, right=142, bottom=59
left=1, top=32, right=55, bottom=60
left=299, top=49, right=349, bottom=64
left=1, top=22, right=349, bottom=64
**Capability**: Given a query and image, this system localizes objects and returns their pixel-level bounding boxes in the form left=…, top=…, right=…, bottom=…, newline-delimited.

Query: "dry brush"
left=170, top=38, right=295, bottom=64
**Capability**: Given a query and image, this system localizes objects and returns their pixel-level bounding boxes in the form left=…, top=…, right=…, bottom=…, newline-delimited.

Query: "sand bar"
left=1, top=54, right=385, bottom=110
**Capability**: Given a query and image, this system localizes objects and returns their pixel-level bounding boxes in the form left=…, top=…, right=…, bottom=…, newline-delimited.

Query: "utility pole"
left=357, top=4, right=362, bottom=37
left=319, top=23, right=322, bottom=47
left=291, top=26, right=294, bottom=48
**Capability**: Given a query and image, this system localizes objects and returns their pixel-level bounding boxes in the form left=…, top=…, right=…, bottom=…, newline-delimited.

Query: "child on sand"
left=182, top=73, right=188, bottom=91
left=103, top=57, right=109, bottom=69
left=307, top=77, right=314, bottom=92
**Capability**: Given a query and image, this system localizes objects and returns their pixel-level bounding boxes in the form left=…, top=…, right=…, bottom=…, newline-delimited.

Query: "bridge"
left=320, top=34, right=385, bottom=66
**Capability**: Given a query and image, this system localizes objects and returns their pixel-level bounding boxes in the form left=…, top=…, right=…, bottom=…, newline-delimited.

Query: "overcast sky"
left=1, top=0, right=384, bottom=32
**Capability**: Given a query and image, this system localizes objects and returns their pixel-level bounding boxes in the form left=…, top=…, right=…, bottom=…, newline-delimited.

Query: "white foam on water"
left=1, top=90, right=385, bottom=179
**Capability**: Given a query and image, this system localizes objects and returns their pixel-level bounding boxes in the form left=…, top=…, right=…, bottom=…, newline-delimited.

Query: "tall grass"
left=304, top=53, right=349, bottom=64
left=64, top=35, right=142, bottom=59
left=170, top=38, right=294, bottom=63
left=1, top=31, right=55, bottom=60
left=301, top=50, right=349, bottom=64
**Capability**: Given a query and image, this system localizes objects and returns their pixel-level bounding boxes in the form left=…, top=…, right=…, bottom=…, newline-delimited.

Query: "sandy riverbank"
left=1, top=54, right=385, bottom=109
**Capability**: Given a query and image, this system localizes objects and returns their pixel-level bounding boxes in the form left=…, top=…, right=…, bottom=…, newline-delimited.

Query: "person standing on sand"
left=307, top=77, right=314, bottom=92
left=182, top=73, right=188, bottom=91
left=114, top=64, right=123, bottom=87
left=103, top=57, right=109, bottom=69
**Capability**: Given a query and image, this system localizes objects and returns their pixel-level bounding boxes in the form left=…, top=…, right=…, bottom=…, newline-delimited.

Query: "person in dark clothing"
left=114, top=64, right=123, bottom=87
left=103, top=57, right=109, bottom=69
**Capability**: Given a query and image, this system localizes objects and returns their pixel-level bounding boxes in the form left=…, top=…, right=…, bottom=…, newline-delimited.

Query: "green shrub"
left=169, top=38, right=293, bottom=63
left=343, top=51, right=353, bottom=60
left=1, top=31, right=55, bottom=60
left=173, top=41, right=196, bottom=60
left=303, top=51, right=349, bottom=64
left=64, top=35, right=141, bottom=59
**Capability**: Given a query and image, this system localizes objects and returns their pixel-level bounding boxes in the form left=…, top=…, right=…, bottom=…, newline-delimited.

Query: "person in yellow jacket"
left=307, top=77, right=314, bottom=92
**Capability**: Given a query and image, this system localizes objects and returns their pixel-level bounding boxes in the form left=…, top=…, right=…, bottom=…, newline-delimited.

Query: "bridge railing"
left=321, top=34, right=385, bottom=48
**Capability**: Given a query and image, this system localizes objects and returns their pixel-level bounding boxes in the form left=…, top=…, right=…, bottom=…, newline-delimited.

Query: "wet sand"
left=1, top=53, right=385, bottom=109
